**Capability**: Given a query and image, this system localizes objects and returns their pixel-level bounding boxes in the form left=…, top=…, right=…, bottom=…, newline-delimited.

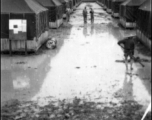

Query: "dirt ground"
left=1, top=2, right=151, bottom=120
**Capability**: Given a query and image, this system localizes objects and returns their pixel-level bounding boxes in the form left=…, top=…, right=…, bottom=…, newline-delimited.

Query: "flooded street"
left=1, top=2, right=151, bottom=119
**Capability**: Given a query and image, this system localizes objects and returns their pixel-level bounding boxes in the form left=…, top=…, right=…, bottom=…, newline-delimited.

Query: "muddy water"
left=1, top=2, right=151, bottom=109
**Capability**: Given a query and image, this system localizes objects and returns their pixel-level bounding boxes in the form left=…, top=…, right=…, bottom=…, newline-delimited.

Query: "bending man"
left=83, top=7, right=88, bottom=24
left=118, top=36, right=136, bottom=71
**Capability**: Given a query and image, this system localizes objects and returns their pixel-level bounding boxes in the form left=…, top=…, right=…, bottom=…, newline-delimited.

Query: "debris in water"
left=16, top=61, right=26, bottom=64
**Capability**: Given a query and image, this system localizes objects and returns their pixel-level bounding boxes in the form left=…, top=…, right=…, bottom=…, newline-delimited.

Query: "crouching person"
left=66, top=8, right=71, bottom=22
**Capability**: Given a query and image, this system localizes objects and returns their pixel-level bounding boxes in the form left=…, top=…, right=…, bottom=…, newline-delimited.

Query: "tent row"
left=1, top=0, right=82, bottom=52
left=97, top=0, right=151, bottom=49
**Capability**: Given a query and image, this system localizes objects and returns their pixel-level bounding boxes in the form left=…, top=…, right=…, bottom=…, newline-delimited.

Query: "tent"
left=119, top=0, right=146, bottom=28
left=111, top=0, right=126, bottom=17
left=103, top=0, right=106, bottom=6
left=119, top=0, right=131, bottom=18
left=69, top=0, right=73, bottom=9
left=107, top=0, right=113, bottom=13
left=136, top=0, right=151, bottom=49
left=105, top=0, right=109, bottom=8
left=35, top=0, right=63, bottom=28
left=59, top=0, right=70, bottom=11
left=97, top=0, right=104, bottom=6
left=1, top=0, right=49, bottom=52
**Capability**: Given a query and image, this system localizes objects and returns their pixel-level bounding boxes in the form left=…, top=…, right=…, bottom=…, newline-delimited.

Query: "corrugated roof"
left=35, top=0, right=55, bottom=7
left=1, top=0, right=47, bottom=14
left=139, top=0, right=151, bottom=11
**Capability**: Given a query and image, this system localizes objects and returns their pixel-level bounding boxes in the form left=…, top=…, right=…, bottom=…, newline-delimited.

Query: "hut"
left=73, top=0, right=76, bottom=6
left=59, top=0, right=70, bottom=18
left=69, top=0, right=74, bottom=11
left=97, top=0, right=104, bottom=6
left=119, top=0, right=146, bottom=28
left=111, top=0, right=126, bottom=17
left=35, top=0, right=63, bottom=28
left=136, top=0, right=151, bottom=49
left=106, top=0, right=113, bottom=13
left=69, top=0, right=74, bottom=12
left=105, top=0, right=109, bottom=10
left=1, top=0, right=49, bottom=53
left=103, top=0, right=106, bottom=7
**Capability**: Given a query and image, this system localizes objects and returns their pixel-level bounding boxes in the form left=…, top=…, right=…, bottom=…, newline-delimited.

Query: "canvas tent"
left=59, top=0, right=70, bottom=13
left=73, top=0, right=76, bottom=6
left=107, top=0, right=113, bottom=13
left=119, top=0, right=146, bottom=28
left=1, top=0, right=49, bottom=52
left=97, top=0, right=104, bottom=6
left=105, top=0, right=108, bottom=8
left=136, top=0, right=151, bottom=49
left=69, top=0, right=73, bottom=9
left=35, top=0, right=63, bottom=28
left=102, top=0, right=106, bottom=5
left=111, top=0, right=126, bottom=17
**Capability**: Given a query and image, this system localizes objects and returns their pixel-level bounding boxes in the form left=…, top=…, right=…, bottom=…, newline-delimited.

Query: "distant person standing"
left=66, top=8, right=70, bottom=22
left=83, top=7, right=88, bottom=24
left=90, top=8, right=94, bottom=24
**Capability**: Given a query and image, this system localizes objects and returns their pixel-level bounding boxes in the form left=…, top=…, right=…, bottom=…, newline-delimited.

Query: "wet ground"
left=1, top=2, right=151, bottom=120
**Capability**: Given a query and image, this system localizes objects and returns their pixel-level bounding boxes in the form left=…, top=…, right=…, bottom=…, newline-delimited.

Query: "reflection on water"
left=90, top=24, right=94, bottom=36
left=83, top=24, right=88, bottom=37
left=123, top=71, right=134, bottom=101
left=13, top=76, right=30, bottom=90
left=1, top=55, right=51, bottom=104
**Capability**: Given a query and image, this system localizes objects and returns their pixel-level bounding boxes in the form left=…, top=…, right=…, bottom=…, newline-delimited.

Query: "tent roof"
left=121, top=0, right=131, bottom=6
left=126, top=0, right=146, bottom=6
left=139, top=0, right=151, bottom=11
left=112, top=0, right=126, bottom=2
left=52, top=0, right=62, bottom=6
left=1, top=0, right=47, bottom=14
left=59, top=0, right=69, bottom=3
left=26, top=0, right=48, bottom=13
left=35, top=0, right=55, bottom=7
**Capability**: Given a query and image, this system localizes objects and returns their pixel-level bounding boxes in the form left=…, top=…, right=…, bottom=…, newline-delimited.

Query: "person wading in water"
left=83, top=7, right=88, bottom=24
left=90, top=8, right=94, bottom=24
left=66, top=8, right=70, bottom=22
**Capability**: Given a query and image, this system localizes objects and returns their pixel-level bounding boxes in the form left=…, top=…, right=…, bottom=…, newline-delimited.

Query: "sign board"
left=9, top=19, right=27, bottom=40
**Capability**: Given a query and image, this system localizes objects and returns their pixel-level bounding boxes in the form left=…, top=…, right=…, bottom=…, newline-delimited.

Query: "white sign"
left=9, top=19, right=27, bottom=34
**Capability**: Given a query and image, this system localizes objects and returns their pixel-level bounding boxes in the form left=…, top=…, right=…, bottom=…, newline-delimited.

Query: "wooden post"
left=25, top=39, right=27, bottom=55
left=9, top=39, right=12, bottom=56
left=9, top=13, right=12, bottom=56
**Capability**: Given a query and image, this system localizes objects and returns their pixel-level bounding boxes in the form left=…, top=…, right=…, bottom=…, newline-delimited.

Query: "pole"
left=9, top=39, right=12, bottom=56
left=141, top=102, right=151, bottom=120
left=25, top=39, right=27, bottom=55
